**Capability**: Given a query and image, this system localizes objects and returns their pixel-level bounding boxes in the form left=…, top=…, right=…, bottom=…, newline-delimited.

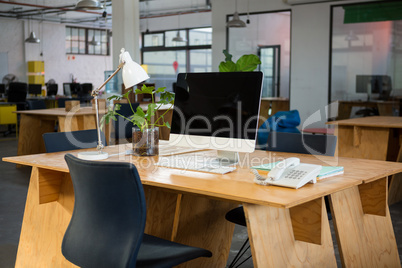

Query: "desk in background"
left=3, top=147, right=402, bottom=267
left=327, top=116, right=402, bottom=204
left=258, top=97, right=289, bottom=127
left=16, top=107, right=107, bottom=156
left=336, top=100, right=398, bottom=120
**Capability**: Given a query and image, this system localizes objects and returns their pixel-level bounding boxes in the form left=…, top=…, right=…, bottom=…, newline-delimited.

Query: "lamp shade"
left=76, top=0, right=104, bottom=10
left=227, top=12, right=246, bottom=28
left=172, top=31, right=187, bottom=42
left=120, top=49, right=150, bottom=89
left=25, top=31, right=40, bottom=43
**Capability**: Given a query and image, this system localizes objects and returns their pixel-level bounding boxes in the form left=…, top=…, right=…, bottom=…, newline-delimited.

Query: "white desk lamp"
left=78, top=48, right=150, bottom=160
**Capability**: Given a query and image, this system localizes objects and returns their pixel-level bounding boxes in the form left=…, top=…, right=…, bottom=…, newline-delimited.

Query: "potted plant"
left=219, top=49, right=261, bottom=72
left=101, top=84, right=175, bottom=156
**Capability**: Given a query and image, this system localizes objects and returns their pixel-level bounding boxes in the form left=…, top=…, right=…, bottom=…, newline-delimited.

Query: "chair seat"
left=137, top=234, right=212, bottom=268
left=225, top=206, right=246, bottom=227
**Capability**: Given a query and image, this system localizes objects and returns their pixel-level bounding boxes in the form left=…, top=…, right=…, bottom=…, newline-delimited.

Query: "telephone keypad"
left=285, top=170, right=308, bottom=180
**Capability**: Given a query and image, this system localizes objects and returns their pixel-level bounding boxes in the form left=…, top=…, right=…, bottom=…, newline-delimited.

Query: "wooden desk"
left=336, top=100, right=398, bottom=120
left=328, top=116, right=402, bottom=204
left=258, top=97, right=289, bottom=127
left=16, top=107, right=107, bottom=156
left=3, top=147, right=402, bottom=267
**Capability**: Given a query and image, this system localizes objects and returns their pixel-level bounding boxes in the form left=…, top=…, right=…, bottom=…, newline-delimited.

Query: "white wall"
left=0, top=18, right=113, bottom=95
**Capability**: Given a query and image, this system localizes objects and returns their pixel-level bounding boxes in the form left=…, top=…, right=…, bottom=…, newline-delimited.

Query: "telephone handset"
left=253, top=157, right=322, bottom=189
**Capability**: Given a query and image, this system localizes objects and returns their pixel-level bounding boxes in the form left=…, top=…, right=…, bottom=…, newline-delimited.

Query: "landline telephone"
left=253, top=157, right=322, bottom=189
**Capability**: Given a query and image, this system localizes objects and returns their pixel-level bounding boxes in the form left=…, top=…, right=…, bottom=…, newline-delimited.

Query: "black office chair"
left=226, top=132, right=337, bottom=268
left=7, top=82, right=28, bottom=110
left=46, top=84, right=58, bottom=96
left=114, top=103, right=140, bottom=144
left=63, top=154, right=212, bottom=268
left=26, top=99, right=46, bottom=110
left=43, top=129, right=107, bottom=153
left=79, top=83, right=93, bottom=97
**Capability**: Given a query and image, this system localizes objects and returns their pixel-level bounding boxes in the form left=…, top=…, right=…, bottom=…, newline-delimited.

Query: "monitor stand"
left=216, top=150, right=239, bottom=166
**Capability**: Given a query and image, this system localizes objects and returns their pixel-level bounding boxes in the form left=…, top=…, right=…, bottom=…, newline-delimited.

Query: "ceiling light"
left=227, top=0, right=246, bottom=28
left=172, top=13, right=187, bottom=42
left=25, top=31, right=40, bottom=43
left=89, top=35, right=100, bottom=46
left=172, top=31, right=186, bottom=42
left=76, top=0, right=104, bottom=10
left=345, top=30, right=359, bottom=41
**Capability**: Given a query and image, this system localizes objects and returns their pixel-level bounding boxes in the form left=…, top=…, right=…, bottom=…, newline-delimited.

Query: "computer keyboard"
left=156, top=155, right=237, bottom=174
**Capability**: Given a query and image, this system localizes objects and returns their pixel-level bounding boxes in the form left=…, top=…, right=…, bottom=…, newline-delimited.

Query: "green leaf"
left=219, top=61, right=237, bottom=72
left=223, top=49, right=233, bottom=62
left=159, top=91, right=175, bottom=104
left=114, top=103, right=121, bottom=111
left=107, top=94, right=122, bottom=101
left=122, top=89, right=132, bottom=99
left=235, top=54, right=261, bottom=72
left=155, top=87, right=166, bottom=93
left=140, top=84, right=154, bottom=94
left=165, top=121, right=170, bottom=129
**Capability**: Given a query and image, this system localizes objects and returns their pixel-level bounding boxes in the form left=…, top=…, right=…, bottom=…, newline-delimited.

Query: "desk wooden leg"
left=17, top=114, right=55, bottom=156
left=244, top=197, right=336, bottom=267
left=15, top=167, right=75, bottom=268
left=144, top=186, right=237, bottom=268
left=330, top=183, right=400, bottom=267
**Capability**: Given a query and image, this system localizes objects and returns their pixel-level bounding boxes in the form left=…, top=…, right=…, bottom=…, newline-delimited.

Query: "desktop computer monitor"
left=28, top=84, right=42, bottom=96
left=47, top=84, right=58, bottom=96
left=356, top=75, right=392, bottom=100
left=169, top=72, right=263, bottom=161
left=63, top=83, right=71, bottom=96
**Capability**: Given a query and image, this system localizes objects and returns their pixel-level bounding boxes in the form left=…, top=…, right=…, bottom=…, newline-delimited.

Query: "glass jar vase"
left=132, top=127, right=159, bottom=156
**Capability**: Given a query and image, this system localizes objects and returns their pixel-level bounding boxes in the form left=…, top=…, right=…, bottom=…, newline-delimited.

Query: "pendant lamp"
left=172, top=13, right=187, bottom=42
left=227, top=0, right=246, bottom=28
left=25, top=19, right=40, bottom=43
left=76, top=0, right=104, bottom=10
left=89, top=35, right=100, bottom=46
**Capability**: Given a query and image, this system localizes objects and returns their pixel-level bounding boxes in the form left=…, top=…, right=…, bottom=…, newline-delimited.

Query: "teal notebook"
left=251, top=162, right=344, bottom=179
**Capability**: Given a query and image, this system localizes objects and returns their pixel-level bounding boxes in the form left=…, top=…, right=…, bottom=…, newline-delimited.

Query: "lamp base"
left=77, top=151, right=109, bottom=160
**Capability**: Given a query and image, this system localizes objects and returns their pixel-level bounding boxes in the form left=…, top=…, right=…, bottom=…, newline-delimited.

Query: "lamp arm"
left=92, top=61, right=125, bottom=97
left=92, top=61, right=125, bottom=154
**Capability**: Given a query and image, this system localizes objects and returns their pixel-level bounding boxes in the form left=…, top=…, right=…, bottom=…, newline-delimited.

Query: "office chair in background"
left=43, top=129, right=106, bottom=153
left=225, top=131, right=337, bottom=268
left=114, top=103, right=140, bottom=144
left=63, top=154, right=212, bottom=268
left=26, top=99, right=46, bottom=110
left=46, top=83, right=58, bottom=97
left=79, top=83, right=93, bottom=98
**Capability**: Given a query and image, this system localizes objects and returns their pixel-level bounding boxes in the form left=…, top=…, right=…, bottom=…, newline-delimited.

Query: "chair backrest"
left=43, top=129, right=107, bottom=153
left=8, top=82, right=28, bottom=103
left=266, top=132, right=337, bottom=156
left=47, top=84, right=58, bottom=96
left=79, top=83, right=93, bottom=97
left=26, top=99, right=47, bottom=110
left=63, top=154, right=146, bottom=267
left=114, top=103, right=140, bottom=143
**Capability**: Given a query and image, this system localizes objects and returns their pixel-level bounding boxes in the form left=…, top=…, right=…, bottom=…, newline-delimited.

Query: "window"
left=141, top=27, right=212, bottom=91
left=330, top=2, right=402, bottom=104
left=65, top=26, right=110, bottom=55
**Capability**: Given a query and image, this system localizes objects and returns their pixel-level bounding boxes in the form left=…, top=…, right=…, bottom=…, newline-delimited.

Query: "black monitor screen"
left=0, top=84, right=5, bottom=94
left=28, top=84, right=42, bottom=95
left=356, top=75, right=392, bottom=93
left=171, top=72, right=263, bottom=140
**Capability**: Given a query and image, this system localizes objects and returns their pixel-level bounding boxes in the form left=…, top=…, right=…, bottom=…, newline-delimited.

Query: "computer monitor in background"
left=28, top=84, right=42, bottom=96
left=356, top=75, right=392, bottom=100
left=169, top=72, right=263, bottom=162
left=63, top=83, right=71, bottom=96
left=70, top=83, right=81, bottom=96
